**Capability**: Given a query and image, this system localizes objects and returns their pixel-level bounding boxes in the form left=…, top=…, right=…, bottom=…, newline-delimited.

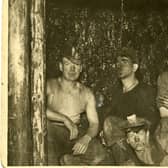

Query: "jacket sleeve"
left=140, top=86, right=160, bottom=134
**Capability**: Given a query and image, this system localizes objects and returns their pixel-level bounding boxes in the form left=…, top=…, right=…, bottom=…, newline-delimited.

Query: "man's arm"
left=157, top=72, right=168, bottom=115
left=47, top=107, right=68, bottom=123
left=72, top=89, right=99, bottom=155
left=157, top=96, right=168, bottom=109
left=85, top=90, right=99, bottom=138
left=141, top=86, right=160, bottom=134
left=157, top=95, right=168, bottom=117
left=47, top=108, right=78, bottom=140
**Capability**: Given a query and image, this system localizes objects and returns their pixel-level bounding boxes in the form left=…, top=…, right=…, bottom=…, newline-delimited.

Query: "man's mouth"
left=69, top=72, right=76, bottom=75
left=135, top=143, right=145, bottom=151
left=117, top=70, right=123, bottom=76
left=117, top=68, right=123, bottom=73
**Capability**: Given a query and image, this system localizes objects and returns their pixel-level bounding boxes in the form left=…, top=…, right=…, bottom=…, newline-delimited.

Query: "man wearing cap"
left=104, top=46, right=160, bottom=134
left=46, top=45, right=100, bottom=165
left=99, top=116, right=143, bottom=165
left=124, top=114, right=166, bottom=165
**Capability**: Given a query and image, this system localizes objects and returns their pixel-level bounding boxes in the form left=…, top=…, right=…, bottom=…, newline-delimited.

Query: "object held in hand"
left=127, top=114, right=137, bottom=124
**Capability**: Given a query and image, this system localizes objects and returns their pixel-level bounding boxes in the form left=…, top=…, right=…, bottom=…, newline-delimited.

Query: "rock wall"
left=46, top=7, right=168, bottom=101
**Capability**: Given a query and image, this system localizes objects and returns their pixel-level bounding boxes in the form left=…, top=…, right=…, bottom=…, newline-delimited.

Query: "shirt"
left=107, top=82, right=160, bottom=134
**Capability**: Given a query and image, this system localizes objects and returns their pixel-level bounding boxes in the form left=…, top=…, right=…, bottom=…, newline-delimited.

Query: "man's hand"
left=72, top=134, right=92, bottom=155
left=158, top=96, right=168, bottom=108
left=64, top=119, right=78, bottom=140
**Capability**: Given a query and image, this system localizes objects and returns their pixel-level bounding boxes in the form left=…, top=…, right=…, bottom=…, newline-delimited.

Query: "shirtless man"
left=46, top=44, right=99, bottom=165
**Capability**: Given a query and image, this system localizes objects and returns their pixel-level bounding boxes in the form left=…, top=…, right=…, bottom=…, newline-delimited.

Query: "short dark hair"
left=117, top=47, right=139, bottom=64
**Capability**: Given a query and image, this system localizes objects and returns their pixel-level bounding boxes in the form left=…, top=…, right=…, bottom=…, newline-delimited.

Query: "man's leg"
left=47, top=138, right=60, bottom=165
left=47, top=121, right=73, bottom=165
left=47, top=121, right=60, bottom=165
left=103, top=116, right=125, bottom=146
left=60, top=114, right=108, bottom=165
left=60, top=138, right=107, bottom=165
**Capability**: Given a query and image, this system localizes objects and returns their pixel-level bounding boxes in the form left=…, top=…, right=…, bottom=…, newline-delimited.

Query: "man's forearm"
left=46, top=108, right=69, bottom=123
left=157, top=96, right=168, bottom=109
left=86, top=122, right=99, bottom=138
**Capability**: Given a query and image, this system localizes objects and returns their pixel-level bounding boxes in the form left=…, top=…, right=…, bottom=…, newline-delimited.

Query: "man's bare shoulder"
left=47, top=78, right=60, bottom=93
left=47, top=78, right=59, bottom=85
left=78, top=82, right=94, bottom=99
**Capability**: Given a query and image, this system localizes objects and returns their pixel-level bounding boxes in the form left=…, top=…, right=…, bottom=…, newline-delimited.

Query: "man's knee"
left=103, top=116, right=125, bottom=146
left=60, top=154, right=74, bottom=165
left=104, top=116, right=114, bottom=132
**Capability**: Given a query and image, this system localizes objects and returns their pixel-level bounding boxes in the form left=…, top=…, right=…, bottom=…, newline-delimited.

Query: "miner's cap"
left=122, top=114, right=151, bottom=132
left=62, top=44, right=82, bottom=65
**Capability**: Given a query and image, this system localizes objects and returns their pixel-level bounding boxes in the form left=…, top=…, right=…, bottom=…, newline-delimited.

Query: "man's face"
left=126, top=129, right=147, bottom=151
left=116, top=56, right=135, bottom=79
left=60, top=57, right=82, bottom=81
left=157, top=135, right=168, bottom=154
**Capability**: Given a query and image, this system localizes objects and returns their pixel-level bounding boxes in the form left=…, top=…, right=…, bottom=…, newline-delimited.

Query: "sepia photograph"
left=1, top=0, right=168, bottom=166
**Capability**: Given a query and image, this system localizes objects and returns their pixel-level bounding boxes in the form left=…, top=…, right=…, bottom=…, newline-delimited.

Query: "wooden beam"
left=30, top=0, right=47, bottom=165
left=8, top=0, right=33, bottom=165
left=1, top=0, right=8, bottom=166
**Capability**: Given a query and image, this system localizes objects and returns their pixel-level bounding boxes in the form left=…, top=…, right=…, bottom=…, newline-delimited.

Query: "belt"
left=47, top=119, right=80, bottom=127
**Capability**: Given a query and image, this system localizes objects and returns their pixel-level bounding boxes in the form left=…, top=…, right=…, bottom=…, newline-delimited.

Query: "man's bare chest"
left=49, top=88, right=86, bottom=113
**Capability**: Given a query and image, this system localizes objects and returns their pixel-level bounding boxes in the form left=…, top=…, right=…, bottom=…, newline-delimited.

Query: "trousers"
left=47, top=119, right=87, bottom=165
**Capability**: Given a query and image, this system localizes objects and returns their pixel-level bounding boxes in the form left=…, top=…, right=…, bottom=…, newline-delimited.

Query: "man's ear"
left=80, top=65, right=82, bottom=73
left=146, top=130, right=150, bottom=142
left=133, top=64, right=139, bottom=72
left=126, top=138, right=130, bottom=144
left=59, top=62, right=63, bottom=72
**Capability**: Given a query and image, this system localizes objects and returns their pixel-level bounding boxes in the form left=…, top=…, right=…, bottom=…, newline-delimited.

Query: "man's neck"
left=60, top=77, right=77, bottom=91
left=121, top=75, right=139, bottom=93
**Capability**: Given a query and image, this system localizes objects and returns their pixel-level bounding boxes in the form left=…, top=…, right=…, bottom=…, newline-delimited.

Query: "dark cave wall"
left=46, top=8, right=168, bottom=101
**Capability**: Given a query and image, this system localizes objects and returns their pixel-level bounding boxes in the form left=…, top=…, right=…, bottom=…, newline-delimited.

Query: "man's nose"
left=70, top=65, right=76, bottom=71
left=134, top=136, right=140, bottom=142
left=116, top=62, right=122, bottom=69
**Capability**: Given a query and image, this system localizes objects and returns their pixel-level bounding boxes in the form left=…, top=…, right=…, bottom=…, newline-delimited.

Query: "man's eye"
left=64, top=61, right=69, bottom=65
left=116, top=62, right=120, bottom=66
left=122, top=60, right=129, bottom=64
left=116, top=60, right=128, bottom=65
left=128, top=132, right=136, bottom=137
